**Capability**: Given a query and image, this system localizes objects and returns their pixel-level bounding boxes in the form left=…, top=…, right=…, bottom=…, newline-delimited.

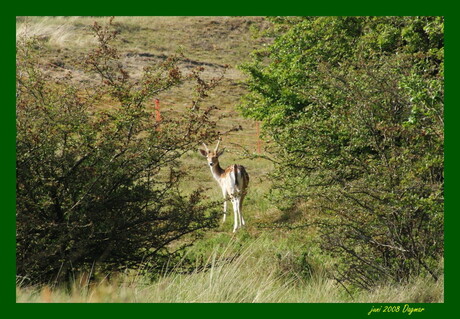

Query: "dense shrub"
left=16, top=19, right=221, bottom=284
left=240, top=17, right=443, bottom=289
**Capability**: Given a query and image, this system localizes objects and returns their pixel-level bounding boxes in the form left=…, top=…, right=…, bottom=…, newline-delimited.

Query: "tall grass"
left=16, top=17, right=96, bottom=47
left=16, top=233, right=444, bottom=303
left=15, top=234, right=334, bottom=302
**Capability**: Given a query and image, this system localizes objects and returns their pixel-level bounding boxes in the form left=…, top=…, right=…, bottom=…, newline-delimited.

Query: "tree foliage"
left=16, top=19, right=221, bottom=285
left=240, top=17, right=443, bottom=289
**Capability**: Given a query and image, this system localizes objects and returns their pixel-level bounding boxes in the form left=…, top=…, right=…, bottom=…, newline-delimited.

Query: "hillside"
left=16, top=16, right=275, bottom=219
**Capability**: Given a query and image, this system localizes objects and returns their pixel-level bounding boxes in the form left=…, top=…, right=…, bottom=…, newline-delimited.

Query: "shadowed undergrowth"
left=16, top=232, right=444, bottom=303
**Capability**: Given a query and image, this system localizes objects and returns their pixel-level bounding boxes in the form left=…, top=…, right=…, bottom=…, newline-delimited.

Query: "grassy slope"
left=15, top=16, right=443, bottom=303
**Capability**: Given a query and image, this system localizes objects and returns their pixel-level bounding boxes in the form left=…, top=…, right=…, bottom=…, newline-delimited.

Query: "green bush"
left=16, top=19, right=221, bottom=285
left=240, top=17, right=443, bottom=289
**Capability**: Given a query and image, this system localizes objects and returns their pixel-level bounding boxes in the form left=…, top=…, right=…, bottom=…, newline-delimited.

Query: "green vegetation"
left=16, top=18, right=222, bottom=284
left=240, top=17, right=444, bottom=289
left=16, top=16, right=443, bottom=303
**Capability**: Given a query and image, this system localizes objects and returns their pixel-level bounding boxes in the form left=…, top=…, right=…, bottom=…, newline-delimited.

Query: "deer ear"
left=217, top=148, right=225, bottom=157
left=199, top=149, right=207, bottom=157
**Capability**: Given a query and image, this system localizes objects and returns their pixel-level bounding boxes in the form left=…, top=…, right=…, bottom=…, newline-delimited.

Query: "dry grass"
left=16, top=17, right=97, bottom=47
left=357, top=276, right=444, bottom=303
left=16, top=234, right=443, bottom=303
left=16, top=16, right=266, bottom=70
left=16, top=235, right=339, bottom=303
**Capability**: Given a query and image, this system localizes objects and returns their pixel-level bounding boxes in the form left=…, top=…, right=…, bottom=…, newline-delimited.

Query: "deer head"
left=199, top=140, right=225, bottom=167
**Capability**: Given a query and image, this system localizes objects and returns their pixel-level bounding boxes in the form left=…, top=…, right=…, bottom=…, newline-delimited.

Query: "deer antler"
left=214, top=139, right=221, bottom=152
left=202, top=142, right=210, bottom=153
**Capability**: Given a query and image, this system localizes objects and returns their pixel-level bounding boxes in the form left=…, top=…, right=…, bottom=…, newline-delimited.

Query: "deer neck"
left=210, top=162, right=225, bottom=183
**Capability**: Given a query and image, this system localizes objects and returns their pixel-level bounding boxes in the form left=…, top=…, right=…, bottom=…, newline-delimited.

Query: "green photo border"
left=3, top=1, right=456, bottom=318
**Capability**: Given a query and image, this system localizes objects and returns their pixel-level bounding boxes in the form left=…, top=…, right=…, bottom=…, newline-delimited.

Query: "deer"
left=200, top=140, right=249, bottom=232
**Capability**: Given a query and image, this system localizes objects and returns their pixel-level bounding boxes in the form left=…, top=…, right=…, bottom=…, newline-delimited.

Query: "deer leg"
left=238, top=196, right=245, bottom=226
left=231, top=197, right=239, bottom=232
left=222, top=190, right=228, bottom=223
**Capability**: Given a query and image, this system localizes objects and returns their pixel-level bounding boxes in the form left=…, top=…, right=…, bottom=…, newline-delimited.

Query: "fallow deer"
left=200, top=140, right=249, bottom=232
